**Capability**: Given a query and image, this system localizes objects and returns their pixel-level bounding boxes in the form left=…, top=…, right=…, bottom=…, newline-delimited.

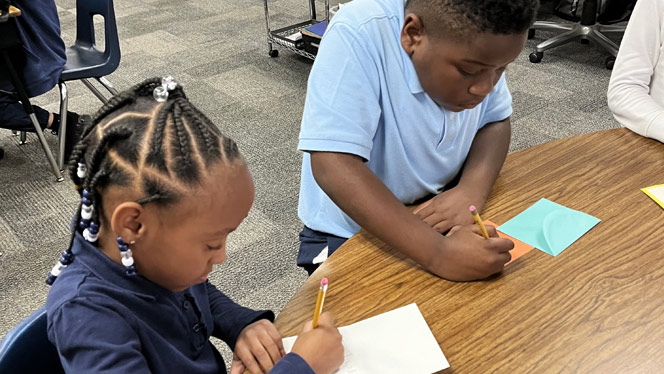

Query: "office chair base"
left=529, top=21, right=625, bottom=68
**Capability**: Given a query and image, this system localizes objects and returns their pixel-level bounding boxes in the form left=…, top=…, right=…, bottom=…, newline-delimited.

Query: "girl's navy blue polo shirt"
left=46, top=233, right=313, bottom=373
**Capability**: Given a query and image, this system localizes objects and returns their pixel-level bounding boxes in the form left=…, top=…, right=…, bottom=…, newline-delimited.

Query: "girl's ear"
left=110, top=202, right=145, bottom=242
left=401, top=13, right=425, bottom=56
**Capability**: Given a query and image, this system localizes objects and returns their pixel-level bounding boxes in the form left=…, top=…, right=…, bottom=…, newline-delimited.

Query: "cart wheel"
left=269, top=49, right=279, bottom=58
left=529, top=51, right=543, bottom=63
left=605, top=56, right=616, bottom=70
left=528, top=29, right=535, bottom=39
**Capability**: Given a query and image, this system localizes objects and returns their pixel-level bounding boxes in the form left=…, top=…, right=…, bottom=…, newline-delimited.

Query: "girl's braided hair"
left=47, top=77, right=241, bottom=284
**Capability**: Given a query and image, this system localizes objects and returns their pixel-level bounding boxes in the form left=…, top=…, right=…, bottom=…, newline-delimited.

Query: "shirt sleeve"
left=269, top=353, right=315, bottom=374
left=607, top=0, right=664, bottom=142
left=479, top=73, right=512, bottom=127
left=48, top=298, right=150, bottom=374
left=205, top=281, right=274, bottom=351
left=298, top=22, right=382, bottom=161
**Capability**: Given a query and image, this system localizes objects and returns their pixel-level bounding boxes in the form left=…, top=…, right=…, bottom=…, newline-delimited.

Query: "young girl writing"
left=45, top=77, right=344, bottom=374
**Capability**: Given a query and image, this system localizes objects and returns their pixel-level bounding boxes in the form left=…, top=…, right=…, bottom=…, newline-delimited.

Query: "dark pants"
left=297, top=226, right=348, bottom=275
left=0, top=92, right=50, bottom=132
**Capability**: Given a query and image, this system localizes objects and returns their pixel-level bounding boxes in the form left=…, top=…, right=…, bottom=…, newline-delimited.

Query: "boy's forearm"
left=310, top=152, right=443, bottom=270
left=457, top=118, right=511, bottom=208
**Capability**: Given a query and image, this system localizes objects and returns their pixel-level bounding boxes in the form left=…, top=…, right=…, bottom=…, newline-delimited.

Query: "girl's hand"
left=230, top=319, right=285, bottom=374
left=291, top=312, right=344, bottom=374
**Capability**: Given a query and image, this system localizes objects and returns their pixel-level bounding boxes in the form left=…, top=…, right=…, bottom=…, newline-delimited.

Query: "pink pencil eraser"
left=321, top=278, right=328, bottom=286
left=469, top=205, right=477, bottom=213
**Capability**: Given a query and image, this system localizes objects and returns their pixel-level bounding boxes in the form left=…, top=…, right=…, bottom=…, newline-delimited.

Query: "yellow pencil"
left=469, top=205, right=489, bottom=239
left=312, top=278, right=328, bottom=329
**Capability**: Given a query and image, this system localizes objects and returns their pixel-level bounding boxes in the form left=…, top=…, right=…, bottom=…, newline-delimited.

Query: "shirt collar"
left=71, top=232, right=176, bottom=300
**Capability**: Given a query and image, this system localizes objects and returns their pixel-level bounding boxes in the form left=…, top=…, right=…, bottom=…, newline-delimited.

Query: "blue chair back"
left=61, top=0, right=120, bottom=80
left=0, top=306, right=64, bottom=373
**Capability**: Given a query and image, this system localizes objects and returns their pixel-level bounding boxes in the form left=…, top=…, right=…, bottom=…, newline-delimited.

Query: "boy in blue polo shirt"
left=297, top=0, right=539, bottom=281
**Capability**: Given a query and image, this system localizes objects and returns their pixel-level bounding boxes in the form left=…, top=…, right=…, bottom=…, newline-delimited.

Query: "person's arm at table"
left=607, top=0, right=664, bottom=142
left=414, top=118, right=510, bottom=233
left=310, top=151, right=513, bottom=281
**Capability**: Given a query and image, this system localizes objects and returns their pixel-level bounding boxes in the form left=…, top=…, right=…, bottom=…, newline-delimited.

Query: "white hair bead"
left=50, top=262, right=66, bottom=277
left=77, top=163, right=87, bottom=179
left=121, top=249, right=133, bottom=259
left=81, top=206, right=92, bottom=220
left=83, top=229, right=98, bottom=242
left=121, top=257, right=134, bottom=267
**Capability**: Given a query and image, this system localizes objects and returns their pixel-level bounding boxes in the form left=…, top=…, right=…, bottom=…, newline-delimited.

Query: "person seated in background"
left=0, top=0, right=81, bottom=157
left=607, top=0, right=664, bottom=143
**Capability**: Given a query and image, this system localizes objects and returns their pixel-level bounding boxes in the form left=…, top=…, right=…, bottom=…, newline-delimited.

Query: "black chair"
left=0, top=306, right=65, bottom=374
left=55, top=0, right=121, bottom=169
left=0, top=4, right=64, bottom=180
left=528, top=0, right=627, bottom=69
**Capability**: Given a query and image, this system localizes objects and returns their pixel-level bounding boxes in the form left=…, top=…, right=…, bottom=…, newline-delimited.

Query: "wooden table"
left=275, top=128, right=664, bottom=373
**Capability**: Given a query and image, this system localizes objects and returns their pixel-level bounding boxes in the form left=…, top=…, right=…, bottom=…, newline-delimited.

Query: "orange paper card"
left=484, top=220, right=534, bottom=265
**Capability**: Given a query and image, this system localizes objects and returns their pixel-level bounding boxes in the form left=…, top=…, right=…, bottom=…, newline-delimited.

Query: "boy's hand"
left=433, top=224, right=514, bottom=281
left=230, top=319, right=285, bottom=374
left=413, top=186, right=479, bottom=233
left=291, top=312, right=344, bottom=374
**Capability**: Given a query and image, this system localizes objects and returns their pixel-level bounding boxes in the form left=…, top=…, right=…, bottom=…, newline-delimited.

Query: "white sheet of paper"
left=282, top=303, right=449, bottom=374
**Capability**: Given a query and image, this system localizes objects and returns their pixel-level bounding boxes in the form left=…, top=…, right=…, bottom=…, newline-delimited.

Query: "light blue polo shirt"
left=298, top=0, right=513, bottom=239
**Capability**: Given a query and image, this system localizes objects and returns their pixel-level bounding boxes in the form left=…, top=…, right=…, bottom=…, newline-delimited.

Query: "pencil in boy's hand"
left=469, top=205, right=490, bottom=239
left=312, top=278, right=328, bottom=329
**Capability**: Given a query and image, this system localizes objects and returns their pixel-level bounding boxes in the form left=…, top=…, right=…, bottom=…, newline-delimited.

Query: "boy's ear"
left=110, top=202, right=145, bottom=242
left=401, top=13, right=425, bottom=56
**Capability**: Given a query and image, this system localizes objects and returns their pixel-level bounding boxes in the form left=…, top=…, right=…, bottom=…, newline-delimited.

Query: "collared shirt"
left=297, top=0, right=513, bottom=239
left=46, top=233, right=313, bottom=374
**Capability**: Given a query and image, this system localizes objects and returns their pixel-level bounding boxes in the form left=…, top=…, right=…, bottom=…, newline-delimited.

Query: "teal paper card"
left=497, top=198, right=600, bottom=256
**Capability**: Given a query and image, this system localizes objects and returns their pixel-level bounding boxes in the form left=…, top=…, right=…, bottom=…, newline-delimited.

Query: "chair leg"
left=96, top=76, right=119, bottom=96
left=58, top=81, right=68, bottom=171
left=81, top=78, right=108, bottom=104
left=29, top=112, right=64, bottom=182
left=535, top=27, right=584, bottom=53
left=19, top=131, right=26, bottom=144
left=1, top=50, right=63, bottom=181
left=597, top=24, right=626, bottom=34
left=587, top=29, right=620, bottom=57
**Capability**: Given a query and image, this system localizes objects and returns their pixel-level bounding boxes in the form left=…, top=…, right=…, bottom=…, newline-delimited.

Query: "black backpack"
left=555, top=0, right=637, bottom=24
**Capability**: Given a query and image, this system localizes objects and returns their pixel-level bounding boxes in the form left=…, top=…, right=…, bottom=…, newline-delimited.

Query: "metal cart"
left=262, top=0, right=329, bottom=60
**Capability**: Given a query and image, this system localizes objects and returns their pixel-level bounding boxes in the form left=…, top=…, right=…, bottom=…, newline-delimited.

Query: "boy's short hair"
left=405, top=0, right=540, bottom=40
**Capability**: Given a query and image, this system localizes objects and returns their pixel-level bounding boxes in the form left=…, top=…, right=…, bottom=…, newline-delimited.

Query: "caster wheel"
left=605, top=56, right=616, bottom=70
left=580, top=39, right=590, bottom=45
left=529, top=51, right=543, bottom=63
left=528, top=29, right=535, bottom=39
left=269, top=49, right=279, bottom=58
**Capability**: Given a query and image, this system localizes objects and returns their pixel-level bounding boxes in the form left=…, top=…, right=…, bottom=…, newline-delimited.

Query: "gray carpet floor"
left=1, top=0, right=621, bottom=364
